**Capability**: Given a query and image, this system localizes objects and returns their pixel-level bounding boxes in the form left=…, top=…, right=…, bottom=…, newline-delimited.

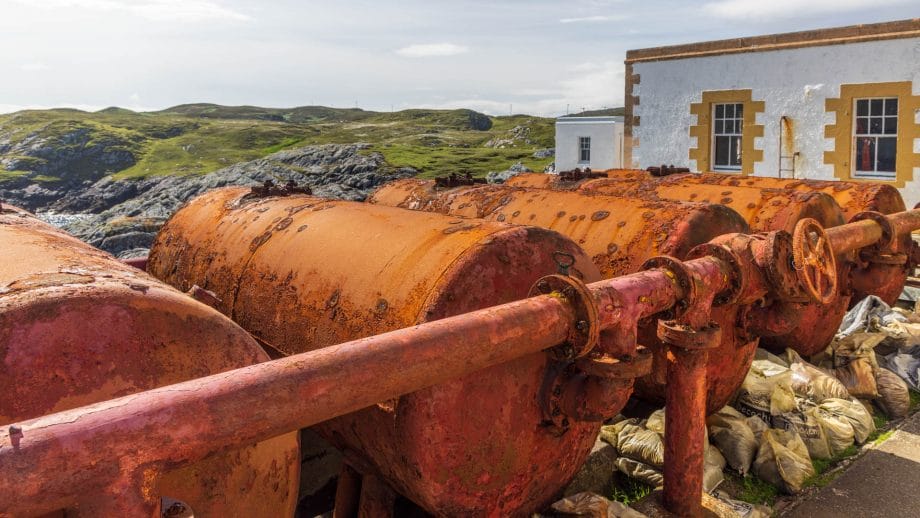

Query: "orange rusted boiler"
left=369, top=179, right=756, bottom=412
left=147, top=187, right=635, bottom=516
left=0, top=204, right=299, bottom=516
left=506, top=172, right=849, bottom=355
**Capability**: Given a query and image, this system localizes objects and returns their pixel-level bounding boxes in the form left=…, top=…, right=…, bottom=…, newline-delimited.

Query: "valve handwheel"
left=792, top=218, right=838, bottom=304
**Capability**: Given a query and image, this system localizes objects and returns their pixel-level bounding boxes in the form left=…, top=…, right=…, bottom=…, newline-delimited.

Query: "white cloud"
left=396, top=43, right=469, bottom=58
left=702, top=0, right=913, bottom=20
left=559, top=15, right=626, bottom=23
left=9, top=0, right=250, bottom=22
left=20, top=63, right=49, bottom=72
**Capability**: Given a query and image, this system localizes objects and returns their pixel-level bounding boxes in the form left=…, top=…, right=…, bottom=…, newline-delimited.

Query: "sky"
left=2, top=0, right=920, bottom=117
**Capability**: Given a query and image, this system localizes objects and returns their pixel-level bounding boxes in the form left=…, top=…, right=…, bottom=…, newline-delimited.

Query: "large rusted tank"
left=520, top=173, right=850, bottom=356
left=147, top=187, right=614, bottom=516
left=0, top=205, right=299, bottom=516
left=369, top=179, right=754, bottom=412
left=682, top=173, right=910, bottom=304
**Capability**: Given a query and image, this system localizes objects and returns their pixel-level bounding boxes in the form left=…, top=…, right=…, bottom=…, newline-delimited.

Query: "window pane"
left=730, top=136, right=742, bottom=166
left=855, top=137, right=876, bottom=172
left=857, top=99, right=869, bottom=116
left=735, top=104, right=743, bottom=118
left=884, top=116, right=898, bottom=135
left=885, top=98, right=898, bottom=116
left=871, top=99, right=883, bottom=115
left=715, top=120, right=724, bottom=134
left=877, top=137, right=897, bottom=172
left=715, top=136, right=730, bottom=166
left=715, top=104, right=724, bottom=118
left=855, top=117, right=867, bottom=134
left=726, top=104, right=734, bottom=118
left=870, top=117, right=883, bottom=134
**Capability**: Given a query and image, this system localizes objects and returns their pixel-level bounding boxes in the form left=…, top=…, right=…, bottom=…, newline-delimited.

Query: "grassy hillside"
left=0, top=104, right=564, bottom=183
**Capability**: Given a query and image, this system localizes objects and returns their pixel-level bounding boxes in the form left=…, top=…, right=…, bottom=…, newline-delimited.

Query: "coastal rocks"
left=16, top=144, right=415, bottom=256
left=485, top=161, right=532, bottom=184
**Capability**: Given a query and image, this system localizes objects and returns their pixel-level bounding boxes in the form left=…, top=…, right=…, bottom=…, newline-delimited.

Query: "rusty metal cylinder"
left=0, top=205, right=299, bottom=517
left=147, top=187, right=615, bottom=516
left=570, top=175, right=849, bottom=356
left=369, top=179, right=755, bottom=413
left=593, top=171, right=910, bottom=305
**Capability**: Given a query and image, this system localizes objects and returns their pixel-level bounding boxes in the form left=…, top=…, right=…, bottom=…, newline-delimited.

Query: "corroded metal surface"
left=148, top=187, right=617, bottom=516
left=649, top=172, right=910, bottom=305
left=503, top=173, right=858, bottom=355
left=369, top=179, right=754, bottom=413
left=0, top=205, right=299, bottom=517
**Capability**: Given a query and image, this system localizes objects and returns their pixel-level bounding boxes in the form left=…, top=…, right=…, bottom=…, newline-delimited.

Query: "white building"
left=555, top=116, right=624, bottom=172
left=625, top=19, right=920, bottom=207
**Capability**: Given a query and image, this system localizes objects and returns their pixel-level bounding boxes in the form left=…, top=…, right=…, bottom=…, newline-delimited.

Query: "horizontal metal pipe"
left=826, top=220, right=884, bottom=255
left=0, top=252, right=728, bottom=516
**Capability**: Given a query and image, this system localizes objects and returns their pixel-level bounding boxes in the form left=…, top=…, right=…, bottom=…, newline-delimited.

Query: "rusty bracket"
left=574, top=345, right=653, bottom=379
left=647, top=164, right=690, bottom=177
left=433, top=172, right=486, bottom=188
left=530, top=274, right=600, bottom=361
left=250, top=179, right=312, bottom=197
left=657, top=320, right=722, bottom=350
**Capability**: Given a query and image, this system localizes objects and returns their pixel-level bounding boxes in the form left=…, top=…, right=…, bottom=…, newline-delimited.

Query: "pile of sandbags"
left=599, top=410, right=726, bottom=493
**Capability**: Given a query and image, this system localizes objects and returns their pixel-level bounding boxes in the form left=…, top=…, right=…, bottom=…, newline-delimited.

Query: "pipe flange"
left=685, top=243, right=745, bottom=306
left=641, top=256, right=695, bottom=316
left=539, top=363, right=573, bottom=435
left=759, top=230, right=805, bottom=301
left=656, top=320, right=722, bottom=351
left=574, top=346, right=653, bottom=380
left=851, top=211, right=896, bottom=251
left=530, top=274, right=599, bottom=360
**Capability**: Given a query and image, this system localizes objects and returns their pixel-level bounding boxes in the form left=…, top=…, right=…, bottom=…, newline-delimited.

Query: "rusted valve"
left=792, top=218, right=838, bottom=304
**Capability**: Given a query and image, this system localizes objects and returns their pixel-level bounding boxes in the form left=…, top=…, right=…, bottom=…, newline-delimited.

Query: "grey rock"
left=8, top=144, right=416, bottom=254
left=533, top=148, right=554, bottom=159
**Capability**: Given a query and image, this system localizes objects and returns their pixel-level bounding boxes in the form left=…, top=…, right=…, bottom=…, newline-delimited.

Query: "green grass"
left=368, top=144, right=554, bottom=178
left=909, top=389, right=920, bottom=411
left=1, top=104, right=562, bottom=183
left=731, top=473, right=780, bottom=506
left=610, top=479, right=653, bottom=505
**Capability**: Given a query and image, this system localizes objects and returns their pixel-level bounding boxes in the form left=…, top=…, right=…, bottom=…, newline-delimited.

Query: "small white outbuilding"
left=624, top=18, right=920, bottom=207
left=554, top=116, right=624, bottom=172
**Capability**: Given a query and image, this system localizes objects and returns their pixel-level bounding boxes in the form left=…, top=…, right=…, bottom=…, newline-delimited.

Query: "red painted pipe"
left=0, top=257, right=718, bottom=517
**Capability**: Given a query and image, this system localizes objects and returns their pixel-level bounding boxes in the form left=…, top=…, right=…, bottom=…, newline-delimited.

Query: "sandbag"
left=752, top=429, right=815, bottom=494
left=773, top=406, right=831, bottom=460
left=616, top=423, right=664, bottom=468
left=883, top=346, right=920, bottom=391
left=835, top=358, right=879, bottom=399
left=550, top=492, right=647, bottom=518
left=707, top=406, right=758, bottom=475
left=819, top=398, right=875, bottom=444
left=831, top=333, right=884, bottom=399
left=645, top=409, right=665, bottom=436
left=735, top=362, right=797, bottom=422
left=703, top=443, right=726, bottom=493
left=746, top=415, right=769, bottom=442
left=785, top=349, right=851, bottom=403
left=711, top=492, right=772, bottom=518
left=614, top=457, right=663, bottom=488
left=806, top=406, right=855, bottom=456
left=600, top=419, right=636, bottom=446
left=875, top=367, right=911, bottom=418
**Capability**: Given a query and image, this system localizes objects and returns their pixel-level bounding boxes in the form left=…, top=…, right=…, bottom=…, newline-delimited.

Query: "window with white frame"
left=712, top=103, right=743, bottom=171
left=578, top=136, right=591, bottom=163
left=853, top=97, right=897, bottom=179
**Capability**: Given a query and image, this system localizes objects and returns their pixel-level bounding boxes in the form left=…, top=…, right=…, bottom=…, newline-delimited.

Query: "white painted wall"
left=555, top=117, right=624, bottom=171
left=631, top=37, right=920, bottom=207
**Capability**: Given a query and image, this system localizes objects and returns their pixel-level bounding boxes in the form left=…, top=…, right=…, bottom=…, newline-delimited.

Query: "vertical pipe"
left=357, top=475, right=395, bottom=518
left=663, top=347, right=708, bottom=518
left=333, top=464, right=362, bottom=518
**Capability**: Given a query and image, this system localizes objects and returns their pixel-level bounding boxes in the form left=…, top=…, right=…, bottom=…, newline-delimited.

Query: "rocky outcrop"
left=486, top=161, right=532, bottom=184
left=5, top=144, right=415, bottom=257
